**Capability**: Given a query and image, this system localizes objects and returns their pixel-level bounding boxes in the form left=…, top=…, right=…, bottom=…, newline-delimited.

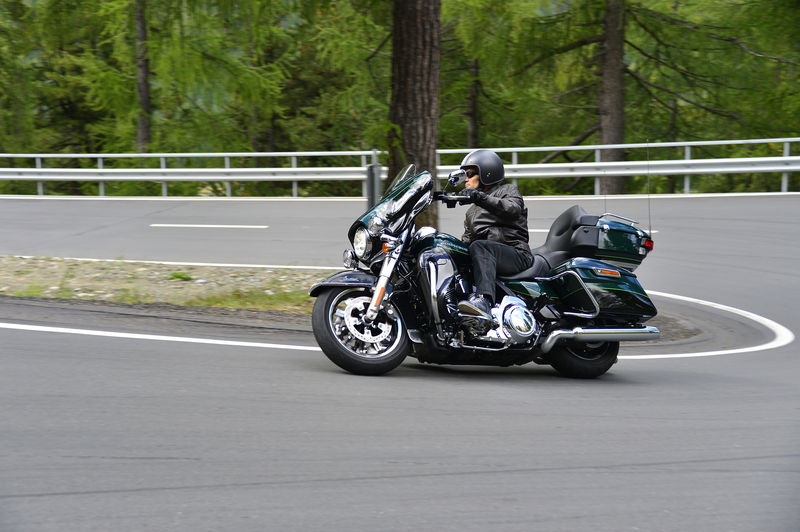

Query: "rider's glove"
left=463, top=188, right=487, bottom=205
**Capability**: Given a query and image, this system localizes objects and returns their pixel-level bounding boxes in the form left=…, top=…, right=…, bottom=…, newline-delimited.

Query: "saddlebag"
left=549, top=258, right=657, bottom=321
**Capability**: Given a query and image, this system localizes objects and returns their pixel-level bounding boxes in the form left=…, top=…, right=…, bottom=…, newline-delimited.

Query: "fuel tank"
left=410, top=228, right=471, bottom=269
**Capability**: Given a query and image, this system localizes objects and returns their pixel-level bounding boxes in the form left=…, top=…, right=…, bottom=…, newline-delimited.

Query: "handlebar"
left=433, top=191, right=473, bottom=208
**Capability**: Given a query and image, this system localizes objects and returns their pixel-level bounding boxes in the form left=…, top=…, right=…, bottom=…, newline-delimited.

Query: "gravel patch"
left=0, top=255, right=328, bottom=305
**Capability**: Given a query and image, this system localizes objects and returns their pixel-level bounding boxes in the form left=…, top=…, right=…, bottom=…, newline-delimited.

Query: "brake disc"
left=342, top=296, right=392, bottom=343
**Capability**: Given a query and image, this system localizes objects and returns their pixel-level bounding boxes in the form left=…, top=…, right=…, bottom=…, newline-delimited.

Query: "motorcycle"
left=309, top=164, right=659, bottom=378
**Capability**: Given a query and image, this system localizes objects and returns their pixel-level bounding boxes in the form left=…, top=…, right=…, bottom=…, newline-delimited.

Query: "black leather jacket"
left=462, top=182, right=531, bottom=254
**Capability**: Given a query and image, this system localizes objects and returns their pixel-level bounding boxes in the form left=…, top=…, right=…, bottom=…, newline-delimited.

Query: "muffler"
left=540, top=326, right=660, bottom=353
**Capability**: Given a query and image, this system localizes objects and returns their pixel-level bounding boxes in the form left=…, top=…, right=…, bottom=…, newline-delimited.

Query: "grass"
left=168, top=271, right=193, bottom=281
left=57, top=264, right=76, bottom=297
left=14, top=284, right=46, bottom=297
left=6, top=284, right=314, bottom=313
left=182, top=289, right=314, bottom=313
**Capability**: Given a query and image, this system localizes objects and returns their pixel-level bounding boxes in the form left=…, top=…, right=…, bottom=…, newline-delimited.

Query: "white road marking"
left=0, top=291, right=793, bottom=360
left=619, top=291, right=795, bottom=359
left=0, top=322, right=321, bottom=351
left=150, top=224, right=269, bottom=229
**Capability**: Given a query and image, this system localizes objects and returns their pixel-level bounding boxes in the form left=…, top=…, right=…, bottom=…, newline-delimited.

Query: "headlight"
left=353, top=226, right=372, bottom=259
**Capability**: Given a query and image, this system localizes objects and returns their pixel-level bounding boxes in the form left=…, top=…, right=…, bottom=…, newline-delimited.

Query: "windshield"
left=384, top=164, right=417, bottom=199
left=350, top=165, right=433, bottom=239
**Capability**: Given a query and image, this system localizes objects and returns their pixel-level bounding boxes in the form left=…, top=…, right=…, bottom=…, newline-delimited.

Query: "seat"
left=498, top=205, right=599, bottom=281
left=498, top=254, right=549, bottom=281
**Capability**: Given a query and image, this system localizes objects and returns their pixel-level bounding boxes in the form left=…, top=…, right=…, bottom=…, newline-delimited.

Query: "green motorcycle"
left=310, top=165, right=659, bottom=378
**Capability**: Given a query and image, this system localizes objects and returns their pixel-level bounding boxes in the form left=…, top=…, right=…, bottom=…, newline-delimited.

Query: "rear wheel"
left=312, top=287, right=409, bottom=376
left=546, top=341, right=619, bottom=379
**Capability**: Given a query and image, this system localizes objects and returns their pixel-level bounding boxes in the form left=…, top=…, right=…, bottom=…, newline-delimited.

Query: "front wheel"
left=312, top=287, right=409, bottom=376
left=545, top=341, right=619, bottom=379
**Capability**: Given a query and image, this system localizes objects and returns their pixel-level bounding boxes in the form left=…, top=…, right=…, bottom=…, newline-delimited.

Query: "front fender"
left=309, top=269, right=377, bottom=297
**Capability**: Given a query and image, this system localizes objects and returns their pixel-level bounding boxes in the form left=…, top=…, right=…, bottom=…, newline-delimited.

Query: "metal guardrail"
left=1, top=137, right=797, bottom=197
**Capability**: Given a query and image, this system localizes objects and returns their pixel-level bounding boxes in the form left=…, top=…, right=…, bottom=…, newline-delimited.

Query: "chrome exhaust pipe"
left=541, top=326, right=660, bottom=354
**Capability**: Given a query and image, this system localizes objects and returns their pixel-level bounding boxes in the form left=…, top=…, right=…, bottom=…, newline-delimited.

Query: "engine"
left=415, top=248, right=538, bottom=349
left=464, top=296, right=539, bottom=347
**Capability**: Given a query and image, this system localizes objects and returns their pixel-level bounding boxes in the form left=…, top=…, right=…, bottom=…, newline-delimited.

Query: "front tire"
left=312, top=287, right=409, bottom=376
left=546, top=341, right=619, bottom=379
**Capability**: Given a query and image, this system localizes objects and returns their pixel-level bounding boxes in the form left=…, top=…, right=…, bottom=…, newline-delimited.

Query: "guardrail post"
left=160, top=157, right=168, bottom=196
left=36, top=157, right=44, bottom=195
left=366, top=163, right=382, bottom=208
left=370, top=150, right=380, bottom=201
left=291, top=155, right=298, bottom=197
left=97, top=157, right=105, bottom=196
left=511, top=151, right=519, bottom=187
left=224, top=156, right=232, bottom=197
left=782, top=142, right=790, bottom=192
left=594, top=150, right=600, bottom=195
left=683, top=146, right=692, bottom=194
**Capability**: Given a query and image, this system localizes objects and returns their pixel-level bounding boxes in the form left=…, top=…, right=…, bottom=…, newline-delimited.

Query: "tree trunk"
left=134, top=0, right=152, bottom=152
left=597, top=0, right=626, bottom=194
left=388, top=0, right=441, bottom=228
left=467, top=59, right=480, bottom=148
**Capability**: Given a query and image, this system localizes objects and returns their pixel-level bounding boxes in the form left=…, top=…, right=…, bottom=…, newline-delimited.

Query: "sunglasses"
left=465, top=169, right=479, bottom=178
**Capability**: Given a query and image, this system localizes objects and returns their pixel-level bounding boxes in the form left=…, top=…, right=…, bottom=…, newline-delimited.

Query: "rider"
left=457, top=149, right=533, bottom=317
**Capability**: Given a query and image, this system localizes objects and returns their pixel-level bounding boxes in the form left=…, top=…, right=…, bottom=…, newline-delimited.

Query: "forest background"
left=0, top=0, right=798, bottom=199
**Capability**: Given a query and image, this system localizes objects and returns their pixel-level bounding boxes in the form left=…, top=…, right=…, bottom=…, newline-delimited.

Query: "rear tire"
left=546, top=341, right=619, bottom=379
left=312, top=287, right=409, bottom=376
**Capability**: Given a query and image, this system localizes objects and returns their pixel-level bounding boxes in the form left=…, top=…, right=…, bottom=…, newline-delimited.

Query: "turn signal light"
left=593, top=268, right=621, bottom=278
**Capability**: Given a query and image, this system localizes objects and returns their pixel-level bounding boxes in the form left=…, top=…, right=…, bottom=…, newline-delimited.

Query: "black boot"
left=458, top=294, right=492, bottom=318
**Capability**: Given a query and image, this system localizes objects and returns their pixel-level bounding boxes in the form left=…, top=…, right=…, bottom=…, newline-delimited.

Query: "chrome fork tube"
left=364, top=227, right=409, bottom=322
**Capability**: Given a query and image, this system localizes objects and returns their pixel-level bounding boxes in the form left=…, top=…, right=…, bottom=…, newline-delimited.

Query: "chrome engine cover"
left=477, top=296, right=539, bottom=346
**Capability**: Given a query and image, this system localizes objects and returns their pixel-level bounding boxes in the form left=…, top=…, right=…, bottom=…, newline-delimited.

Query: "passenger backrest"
left=541, top=204, right=588, bottom=253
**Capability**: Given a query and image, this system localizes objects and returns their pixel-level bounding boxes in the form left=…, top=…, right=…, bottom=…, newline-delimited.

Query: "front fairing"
left=347, top=166, right=433, bottom=264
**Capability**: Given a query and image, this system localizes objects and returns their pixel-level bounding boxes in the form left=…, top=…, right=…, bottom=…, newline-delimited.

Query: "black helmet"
left=460, top=149, right=505, bottom=186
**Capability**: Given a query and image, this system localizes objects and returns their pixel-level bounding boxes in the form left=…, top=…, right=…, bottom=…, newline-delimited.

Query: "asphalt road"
left=1, top=193, right=799, bottom=531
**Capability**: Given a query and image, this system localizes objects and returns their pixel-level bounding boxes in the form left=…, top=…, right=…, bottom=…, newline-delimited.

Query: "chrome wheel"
left=312, top=287, right=409, bottom=375
left=329, top=291, right=403, bottom=359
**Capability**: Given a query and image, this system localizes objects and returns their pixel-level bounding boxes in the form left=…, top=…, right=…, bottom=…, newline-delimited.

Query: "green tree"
left=443, top=0, right=800, bottom=193
left=0, top=1, right=36, bottom=154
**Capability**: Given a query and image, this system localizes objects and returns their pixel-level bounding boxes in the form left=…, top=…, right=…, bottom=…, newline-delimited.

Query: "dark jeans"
left=468, top=240, right=533, bottom=303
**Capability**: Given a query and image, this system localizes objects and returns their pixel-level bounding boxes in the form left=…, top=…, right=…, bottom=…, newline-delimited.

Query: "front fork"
left=364, top=227, right=410, bottom=322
